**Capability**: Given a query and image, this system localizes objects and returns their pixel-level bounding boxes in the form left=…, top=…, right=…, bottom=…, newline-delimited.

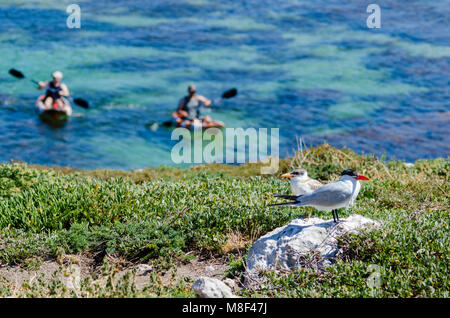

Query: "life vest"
left=181, top=95, right=202, bottom=120
left=45, top=81, right=63, bottom=100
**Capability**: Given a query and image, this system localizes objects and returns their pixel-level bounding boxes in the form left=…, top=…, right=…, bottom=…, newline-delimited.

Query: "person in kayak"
left=38, top=71, right=70, bottom=109
left=172, top=84, right=225, bottom=129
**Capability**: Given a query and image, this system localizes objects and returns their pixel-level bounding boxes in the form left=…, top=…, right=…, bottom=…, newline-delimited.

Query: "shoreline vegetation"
left=0, top=143, right=448, bottom=297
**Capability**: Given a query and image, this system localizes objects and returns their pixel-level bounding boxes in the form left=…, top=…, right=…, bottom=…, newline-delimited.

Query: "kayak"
left=147, top=118, right=226, bottom=132
left=165, top=118, right=225, bottom=130
left=169, top=111, right=225, bottom=129
left=35, top=95, right=72, bottom=125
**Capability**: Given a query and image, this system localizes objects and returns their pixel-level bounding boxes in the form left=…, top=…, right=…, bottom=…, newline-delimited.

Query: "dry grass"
left=221, top=232, right=252, bottom=253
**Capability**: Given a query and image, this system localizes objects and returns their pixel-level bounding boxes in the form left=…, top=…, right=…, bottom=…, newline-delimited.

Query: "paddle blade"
left=149, top=123, right=159, bottom=131
left=222, top=88, right=237, bottom=99
left=73, top=98, right=89, bottom=108
left=9, top=68, right=24, bottom=79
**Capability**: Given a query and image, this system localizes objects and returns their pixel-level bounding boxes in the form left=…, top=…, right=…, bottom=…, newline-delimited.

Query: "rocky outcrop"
left=246, top=214, right=379, bottom=278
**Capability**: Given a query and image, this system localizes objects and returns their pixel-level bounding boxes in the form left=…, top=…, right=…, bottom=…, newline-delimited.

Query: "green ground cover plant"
left=0, top=144, right=448, bottom=297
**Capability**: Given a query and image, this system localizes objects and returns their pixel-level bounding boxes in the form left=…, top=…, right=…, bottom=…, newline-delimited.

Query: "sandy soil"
left=0, top=253, right=240, bottom=295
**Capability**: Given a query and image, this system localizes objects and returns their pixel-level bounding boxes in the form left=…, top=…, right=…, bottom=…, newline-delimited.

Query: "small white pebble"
left=136, top=264, right=153, bottom=275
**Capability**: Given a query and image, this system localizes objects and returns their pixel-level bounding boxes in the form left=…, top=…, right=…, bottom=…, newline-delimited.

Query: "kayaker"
left=38, top=71, right=70, bottom=109
left=173, top=84, right=225, bottom=129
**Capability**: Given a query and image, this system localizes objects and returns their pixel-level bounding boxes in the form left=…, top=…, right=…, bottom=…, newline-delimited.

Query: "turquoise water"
left=0, top=0, right=448, bottom=169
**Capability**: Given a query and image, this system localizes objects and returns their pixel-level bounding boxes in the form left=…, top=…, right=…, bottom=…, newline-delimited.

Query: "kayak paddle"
left=9, top=68, right=38, bottom=85
left=8, top=68, right=89, bottom=109
left=221, top=88, right=237, bottom=99
left=212, top=88, right=238, bottom=104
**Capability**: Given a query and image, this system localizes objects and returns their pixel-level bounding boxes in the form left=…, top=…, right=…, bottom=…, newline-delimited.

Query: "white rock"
left=246, top=214, right=379, bottom=276
left=136, top=264, right=153, bottom=276
left=64, top=264, right=81, bottom=290
left=205, top=265, right=215, bottom=271
left=404, top=162, right=414, bottom=168
left=192, top=277, right=235, bottom=298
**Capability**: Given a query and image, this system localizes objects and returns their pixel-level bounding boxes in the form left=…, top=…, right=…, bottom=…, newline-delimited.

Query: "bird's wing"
left=300, top=181, right=352, bottom=207
left=270, top=194, right=300, bottom=207
left=273, top=193, right=301, bottom=201
left=268, top=201, right=298, bottom=207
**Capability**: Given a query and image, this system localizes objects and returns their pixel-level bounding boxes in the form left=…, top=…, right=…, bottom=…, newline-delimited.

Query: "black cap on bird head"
left=341, top=169, right=370, bottom=181
left=341, top=169, right=358, bottom=177
left=291, top=168, right=307, bottom=176
left=281, top=168, right=307, bottom=179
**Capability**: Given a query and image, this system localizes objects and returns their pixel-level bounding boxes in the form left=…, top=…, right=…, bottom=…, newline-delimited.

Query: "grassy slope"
left=0, top=143, right=448, bottom=297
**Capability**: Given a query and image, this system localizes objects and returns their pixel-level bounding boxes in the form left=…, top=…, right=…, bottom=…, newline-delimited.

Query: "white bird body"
left=349, top=180, right=361, bottom=206
left=293, top=175, right=358, bottom=211
left=290, top=174, right=322, bottom=195
left=281, top=168, right=323, bottom=196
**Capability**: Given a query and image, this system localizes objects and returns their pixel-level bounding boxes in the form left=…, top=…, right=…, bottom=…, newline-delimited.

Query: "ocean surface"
left=0, top=0, right=448, bottom=170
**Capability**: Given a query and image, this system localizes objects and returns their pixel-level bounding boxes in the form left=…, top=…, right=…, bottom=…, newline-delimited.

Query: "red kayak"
left=167, top=112, right=226, bottom=130
left=35, top=95, right=72, bottom=125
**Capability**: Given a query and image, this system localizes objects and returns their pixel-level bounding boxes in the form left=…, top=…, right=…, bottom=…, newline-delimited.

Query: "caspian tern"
left=281, top=168, right=322, bottom=195
left=271, top=169, right=370, bottom=223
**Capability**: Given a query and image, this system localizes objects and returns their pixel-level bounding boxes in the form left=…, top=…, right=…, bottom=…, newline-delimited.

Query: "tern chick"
left=281, top=168, right=322, bottom=196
